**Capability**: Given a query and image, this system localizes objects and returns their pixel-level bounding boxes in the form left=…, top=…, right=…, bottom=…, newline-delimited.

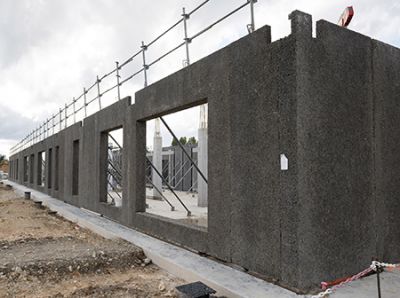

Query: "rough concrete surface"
left=8, top=9, right=400, bottom=293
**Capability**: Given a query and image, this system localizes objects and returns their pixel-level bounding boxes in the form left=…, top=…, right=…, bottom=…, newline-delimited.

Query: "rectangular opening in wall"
left=72, top=140, right=79, bottom=196
left=55, top=146, right=59, bottom=191
left=144, top=103, right=208, bottom=229
left=23, top=156, right=29, bottom=182
left=101, top=127, right=123, bottom=207
left=38, top=151, right=46, bottom=187
left=29, top=154, right=34, bottom=184
left=48, top=148, right=52, bottom=189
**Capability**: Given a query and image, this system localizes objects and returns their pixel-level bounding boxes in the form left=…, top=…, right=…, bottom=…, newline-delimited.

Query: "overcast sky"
left=0, top=0, right=399, bottom=157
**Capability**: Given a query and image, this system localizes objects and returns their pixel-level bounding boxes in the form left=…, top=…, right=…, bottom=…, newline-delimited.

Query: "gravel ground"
left=0, top=184, right=184, bottom=297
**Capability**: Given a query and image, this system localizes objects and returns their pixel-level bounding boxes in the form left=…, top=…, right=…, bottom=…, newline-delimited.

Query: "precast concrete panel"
left=8, top=11, right=400, bottom=292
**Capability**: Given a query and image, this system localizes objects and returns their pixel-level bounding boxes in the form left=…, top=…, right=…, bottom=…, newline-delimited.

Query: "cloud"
left=0, top=104, right=38, bottom=139
left=0, top=0, right=399, bottom=157
left=0, top=103, right=38, bottom=156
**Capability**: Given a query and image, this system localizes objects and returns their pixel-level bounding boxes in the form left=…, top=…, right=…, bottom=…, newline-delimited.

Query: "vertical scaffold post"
left=97, top=76, right=102, bottom=110
left=52, top=114, right=55, bottom=135
left=46, top=119, right=49, bottom=139
left=73, top=97, right=76, bottom=123
left=83, top=87, right=87, bottom=118
left=182, top=7, right=190, bottom=66
left=116, top=61, right=121, bottom=100
left=247, top=0, right=256, bottom=33
left=141, top=41, right=148, bottom=87
left=59, top=108, right=62, bottom=132
left=64, top=104, right=68, bottom=129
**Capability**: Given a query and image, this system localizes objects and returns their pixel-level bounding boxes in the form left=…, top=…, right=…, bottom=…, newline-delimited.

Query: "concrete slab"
left=145, top=188, right=207, bottom=227
left=105, top=188, right=208, bottom=228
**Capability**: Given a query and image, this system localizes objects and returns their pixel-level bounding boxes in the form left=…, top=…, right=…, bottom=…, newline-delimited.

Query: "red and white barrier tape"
left=312, top=261, right=400, bottom=298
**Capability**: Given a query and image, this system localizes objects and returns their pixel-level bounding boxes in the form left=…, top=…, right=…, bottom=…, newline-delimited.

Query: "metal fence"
left=10, top=0, right=257, bottom=156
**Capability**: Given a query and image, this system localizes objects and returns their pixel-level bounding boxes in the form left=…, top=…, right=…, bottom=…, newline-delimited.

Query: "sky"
left=0, top=0, right=399, bottom=156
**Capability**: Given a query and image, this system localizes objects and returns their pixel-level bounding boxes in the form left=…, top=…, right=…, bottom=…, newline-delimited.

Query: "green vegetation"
left=171, top=136, right=197, bottom=146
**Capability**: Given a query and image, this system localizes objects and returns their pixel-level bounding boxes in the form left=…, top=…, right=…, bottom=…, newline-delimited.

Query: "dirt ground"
left=0, top=184, right=184, bottom=297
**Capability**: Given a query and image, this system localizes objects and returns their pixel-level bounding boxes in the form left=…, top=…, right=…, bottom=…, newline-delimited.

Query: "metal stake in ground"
left=376, top=263, right=382, bottom=298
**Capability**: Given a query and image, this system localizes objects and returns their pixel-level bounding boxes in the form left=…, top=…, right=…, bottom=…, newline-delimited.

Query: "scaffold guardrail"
left=10, top=0, right=257, bottom=156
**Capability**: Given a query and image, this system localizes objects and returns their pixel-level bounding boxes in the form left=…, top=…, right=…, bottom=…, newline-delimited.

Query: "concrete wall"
left=8, top=11, right=400, bottom=292
left=290, top=12, right=400, bottom=289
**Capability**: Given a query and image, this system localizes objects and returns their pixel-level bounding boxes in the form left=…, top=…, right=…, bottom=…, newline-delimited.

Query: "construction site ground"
left=0, top=184, right=183, bottom=297
left=4, top=181, right=400, bottom=298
